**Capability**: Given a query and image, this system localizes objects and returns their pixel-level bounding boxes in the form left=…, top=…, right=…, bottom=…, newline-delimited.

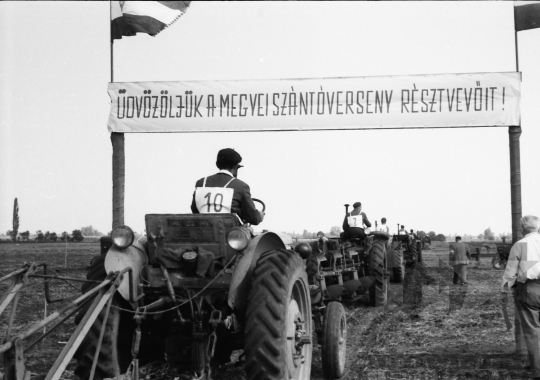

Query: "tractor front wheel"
left=368, top=240, right=387, bottom=307
left=321, top=302, right=347, bottom=379
left=245, top=249, right=312, bottom=380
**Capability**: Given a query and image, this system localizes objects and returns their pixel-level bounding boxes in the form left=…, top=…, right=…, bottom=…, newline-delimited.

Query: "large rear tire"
left=388, top=245, right=405, bottom=284
left=405, top=240, right=418, bottom=269
left=74, top=255, right=134, bottom=380
left=321, top=302, right=346, bottom=379
left=245, top=249, right=312, bottom=380
left=368, top=240, right=387, bottom=307
left=416, top=241, right=423, bottom=263
left=306, top=252, right=319, bottom=286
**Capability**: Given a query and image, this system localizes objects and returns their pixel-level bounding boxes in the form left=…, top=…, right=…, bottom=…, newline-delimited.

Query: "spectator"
left=501, top=215, right=540, bottom=378
left=449, top=236, right=471, bottom=285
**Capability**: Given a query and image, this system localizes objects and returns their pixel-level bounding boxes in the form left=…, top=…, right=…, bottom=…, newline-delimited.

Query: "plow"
left=0, top=262, right=140, bottom=380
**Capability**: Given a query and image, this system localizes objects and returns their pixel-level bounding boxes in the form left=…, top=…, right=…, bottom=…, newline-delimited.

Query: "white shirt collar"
left=218, top=169, right=234, bottom=177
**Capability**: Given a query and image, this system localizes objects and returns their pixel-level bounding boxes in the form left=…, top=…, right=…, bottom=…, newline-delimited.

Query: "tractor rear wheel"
left=321, top=302, right=347, bottom=379
left=245, top=249, right=312, bottom=380
left=368, top=240, right=387, bottom=307
left=306, top=252, right=319, bottom=286
left=406, top=240, right=418, bottom=269
left=416, top=241, right=423, bottom=263
left=388, top=245, right=405, bottom=284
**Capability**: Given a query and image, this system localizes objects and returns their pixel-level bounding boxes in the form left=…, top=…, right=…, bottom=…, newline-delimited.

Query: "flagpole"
left=110, top=0, right=125, bottom=230
left=509, top=21, right=522, bottom=244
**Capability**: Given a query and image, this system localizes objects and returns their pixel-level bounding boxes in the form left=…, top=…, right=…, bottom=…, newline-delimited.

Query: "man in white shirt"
left=501, top=215, right=540, bottom=379
left=378, top=218, right=389, bottom=233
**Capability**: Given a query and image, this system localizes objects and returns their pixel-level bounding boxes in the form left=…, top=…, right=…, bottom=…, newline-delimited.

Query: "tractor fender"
left=104, top=236, right=148, bottom=308
left=228, top=232, right=286, bottom=314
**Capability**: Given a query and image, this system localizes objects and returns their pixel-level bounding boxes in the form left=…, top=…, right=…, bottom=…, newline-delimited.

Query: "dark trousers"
left=516, top=280, right=540, bottom=377
left=514, top=287, right=527, bottom=354
left=340, top=227, right=366, bottom=241
left=452, top=264, right=468, bottom=284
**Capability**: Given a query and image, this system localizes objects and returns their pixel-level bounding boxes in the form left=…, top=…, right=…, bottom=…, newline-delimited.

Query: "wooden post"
left=509, top=126, right=523, bottom=244
left=111, top=132, right=125, bottom=229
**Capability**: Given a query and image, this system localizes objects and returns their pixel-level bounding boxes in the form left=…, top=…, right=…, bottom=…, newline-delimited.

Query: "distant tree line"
left=3, top=225, right=105, bottom=243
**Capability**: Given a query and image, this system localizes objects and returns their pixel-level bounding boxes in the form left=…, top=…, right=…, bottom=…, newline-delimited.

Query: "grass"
left=0, top=241, right=528, bottom=380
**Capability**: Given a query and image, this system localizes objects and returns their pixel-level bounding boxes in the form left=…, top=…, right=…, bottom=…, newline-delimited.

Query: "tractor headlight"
left=227, top=227, right=251, bottom=251
left=111, top=225, right=134, bottom=249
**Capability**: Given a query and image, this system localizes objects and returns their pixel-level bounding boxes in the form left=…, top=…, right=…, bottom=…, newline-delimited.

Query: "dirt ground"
left=0, top=241, right=531, bottom=380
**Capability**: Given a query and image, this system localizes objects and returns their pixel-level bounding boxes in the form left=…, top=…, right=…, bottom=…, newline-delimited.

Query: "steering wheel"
left=252, top=198, right=266, bottom=212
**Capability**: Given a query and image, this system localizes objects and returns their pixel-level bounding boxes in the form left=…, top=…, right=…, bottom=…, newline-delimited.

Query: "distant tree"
left=11, top=198, right=19, bottom=242
left=20, top=231, right=30, bottom=241
left=477, top=234, right=484, bottom=240
left=81, top=225, right=104, bottom=237
left=435, top=234, right=446, bottom=242
left=35, top=230, right=45, bottom=242
left=72, top=230, right=84, bottom=242
left=484, top=227, right=495, bottom=241
left=6, top=230, right=13, bottom=239
left=60, top=231, right=69, bottom=242
left=49, top=232, right=58, bottom=242
left=428, top=231, right=437, bottom=240
left=44, top=231, right=50, bottom=240
left=330, top=226, right=341, bottom=236
left=417, top=231, right=426, bottom=238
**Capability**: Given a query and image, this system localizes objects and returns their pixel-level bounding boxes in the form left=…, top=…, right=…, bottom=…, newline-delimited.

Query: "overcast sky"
left=1, top=2, right=539, bottom=237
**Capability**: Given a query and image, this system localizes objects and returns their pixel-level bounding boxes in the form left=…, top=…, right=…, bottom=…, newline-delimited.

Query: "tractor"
left=70, top=200, right=345, bottom=380
left=305, top=204, right=390, bottom=312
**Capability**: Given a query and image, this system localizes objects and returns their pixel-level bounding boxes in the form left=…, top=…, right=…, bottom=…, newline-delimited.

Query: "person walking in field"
left=501, top=215, right=540, bottom=379
left=449, top=236, right=471, bottom=285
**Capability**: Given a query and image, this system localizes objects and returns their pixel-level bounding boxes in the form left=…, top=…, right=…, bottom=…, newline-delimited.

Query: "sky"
left=1, top=2, right=539, bottom=237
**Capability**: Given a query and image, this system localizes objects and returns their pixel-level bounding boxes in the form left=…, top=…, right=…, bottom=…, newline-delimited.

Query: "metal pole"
left=110, top=1, right=125, bottom=230
left=509, top=126, right=523, bottom=244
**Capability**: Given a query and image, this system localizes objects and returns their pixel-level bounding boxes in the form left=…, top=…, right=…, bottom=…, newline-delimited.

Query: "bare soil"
left=0, top=242, right=529, bottom=380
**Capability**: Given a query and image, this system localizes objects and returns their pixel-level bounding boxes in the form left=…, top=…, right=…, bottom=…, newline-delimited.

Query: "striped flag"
left=514, top=1, right=540, bottom=31
left=111, top=1, right=190, bottom=41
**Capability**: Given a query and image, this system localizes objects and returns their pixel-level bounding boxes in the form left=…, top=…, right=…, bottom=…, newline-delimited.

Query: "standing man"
left=191, top=148, right=264, bottom=225
left=449, top=236, right=471, bottom=285
left=501, top=215, right=540, bottom=378
left=340, top=202, right=371, bottom=241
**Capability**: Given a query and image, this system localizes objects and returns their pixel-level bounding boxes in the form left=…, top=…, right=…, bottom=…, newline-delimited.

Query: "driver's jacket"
left=342, top=212, right=371, bottom=231
left=190, top=171, right=263, bottom=225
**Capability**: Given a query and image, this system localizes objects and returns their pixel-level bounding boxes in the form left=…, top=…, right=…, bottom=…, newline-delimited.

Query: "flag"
left=111, top=1, right=190, bottom=41
left=514, top=1, right=540, bottom=32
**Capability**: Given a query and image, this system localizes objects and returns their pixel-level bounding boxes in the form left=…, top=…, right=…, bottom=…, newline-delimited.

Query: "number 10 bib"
left=195, top=177, right=235, bottom=213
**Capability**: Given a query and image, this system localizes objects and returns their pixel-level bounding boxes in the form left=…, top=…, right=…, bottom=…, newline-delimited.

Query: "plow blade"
left=326, top=284, right=345, bottom=300
left=343, top=279, right=362, bottom=295
left=358, top=276, right=375, bottom=292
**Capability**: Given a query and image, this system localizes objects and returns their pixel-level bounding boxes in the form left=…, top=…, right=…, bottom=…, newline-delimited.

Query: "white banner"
left=107, top=72, right=520, bottom=133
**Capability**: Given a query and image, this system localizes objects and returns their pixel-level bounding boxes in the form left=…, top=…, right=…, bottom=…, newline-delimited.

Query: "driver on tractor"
left=340, top=201, right=371, bottom=242
left=190, top=148, right=265, bottom=225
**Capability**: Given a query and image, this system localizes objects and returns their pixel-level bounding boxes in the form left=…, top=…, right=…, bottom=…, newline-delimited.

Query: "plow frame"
left=0, top=263, right=142, bottom=380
